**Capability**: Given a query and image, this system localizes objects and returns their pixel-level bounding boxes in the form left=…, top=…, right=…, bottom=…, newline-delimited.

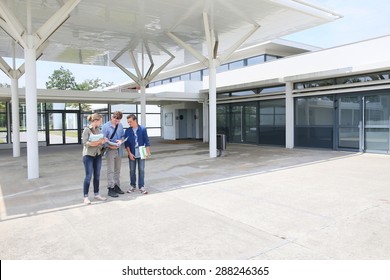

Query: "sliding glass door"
left=336, top=93, right=390, bottom=153
left=364, top=95, right=390, bottom=153
left=337, top=96, right=361, bottom=150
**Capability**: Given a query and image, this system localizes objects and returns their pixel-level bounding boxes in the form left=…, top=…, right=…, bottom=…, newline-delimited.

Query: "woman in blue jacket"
left=124, top=114, right=151, bottom=194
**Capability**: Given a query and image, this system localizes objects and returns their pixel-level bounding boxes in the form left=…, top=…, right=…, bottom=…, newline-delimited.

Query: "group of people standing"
left=81, top=111, right=151, bottom=204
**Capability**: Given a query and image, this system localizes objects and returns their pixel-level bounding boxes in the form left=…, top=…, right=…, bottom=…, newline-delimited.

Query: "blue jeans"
left=83, top=155, right=102, bottom=196
left=129, top=157, right=145, bottom=188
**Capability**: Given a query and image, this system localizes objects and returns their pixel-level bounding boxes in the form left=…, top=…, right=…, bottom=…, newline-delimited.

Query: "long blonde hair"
left=87, top=113, right=102, bottom=122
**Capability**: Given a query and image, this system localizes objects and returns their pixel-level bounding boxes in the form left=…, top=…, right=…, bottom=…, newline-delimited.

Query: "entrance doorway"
left=230, top=104, right=257, bottom=143
left=46, top=110, right=80, bottom=145
left=177, top=109, right=196, bottom=139
left=336, top=93, right=390, bottom=153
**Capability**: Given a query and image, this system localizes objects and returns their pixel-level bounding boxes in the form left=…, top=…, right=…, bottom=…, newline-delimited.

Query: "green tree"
left=45, top=66, right=77, bottom=90
left=46, top=67, right=114, bottom=111
left=0, top=82, right=10, bottom=88
left=76, top=78, right=113, bottom=91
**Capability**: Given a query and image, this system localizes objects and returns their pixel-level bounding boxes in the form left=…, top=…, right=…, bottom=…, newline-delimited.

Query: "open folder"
left=139, top=145, right=148, bottom=159
left=107, top=137, right=128, bottom=147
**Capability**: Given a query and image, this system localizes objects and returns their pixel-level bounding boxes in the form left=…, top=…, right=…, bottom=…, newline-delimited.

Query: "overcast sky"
left=1, top=0, right=390, bottom=89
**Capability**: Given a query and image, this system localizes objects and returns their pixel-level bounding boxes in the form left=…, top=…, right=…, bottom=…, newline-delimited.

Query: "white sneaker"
left=139, top=187, right=148, bottom=194
left=127, top=187, right=136, bottom=193
left=94, top=195, right=107, bottom=201
left=84, top=197, right=91, bottom=204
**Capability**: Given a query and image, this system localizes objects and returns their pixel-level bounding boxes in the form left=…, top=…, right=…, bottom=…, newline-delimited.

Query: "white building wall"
left=147, top=81, right=203, bottom=94
left=162, top=105, right=177, bottom=140
left=202, top=35, right=390, bottom=88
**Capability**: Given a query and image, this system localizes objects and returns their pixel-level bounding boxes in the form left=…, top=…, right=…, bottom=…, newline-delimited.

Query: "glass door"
left=46, top=110, right=80, bottom=145
left=65, top=112, right=79, bottom=144
left=230, top=103, right=257, bottom=143
left=364, top=95, right=390, bottom=153
left=243, top=104, right=257, bottom=143
left=337, top=96, right=361, bottom=150
left=231, top=105, right=243, bottom=143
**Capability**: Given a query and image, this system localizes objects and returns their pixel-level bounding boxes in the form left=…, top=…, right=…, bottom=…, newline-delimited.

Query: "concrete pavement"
left=1, top=139, right=390, bottom=259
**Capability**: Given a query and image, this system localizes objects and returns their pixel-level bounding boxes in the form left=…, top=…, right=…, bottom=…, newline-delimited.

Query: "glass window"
left=295, top=96, right=334, bottom=149
left=0, top=113, right=6, bottom=130
left=265, top=54, right=280, bottom=62
left=180, top=73, right=190, bottom=81
left=111, top=104, right=136, bottom=113
left=146, top=128, right=161, bottom=137
left=339, top=96, right=360, bottom=126
left=171, top=76, right=180, bottom=82
left=217, top=93, right=230, bottom=99
left=260, top=115, right=274, bottom=125
left=146, top=105, right=161, bottom=113
left=247, top=55, right=265, bottom=66
left=216, top=64, right=229, bottom=73
left=0, top=101, right=6, bottom=143
left=217, top=105, right=229, bottom=137
left=0, top=102, right=6, bottom=113
left=228, top=60, right=244, bottom=71
left=365, top=128, right=389, bottom=151
left=296, top=71, right=390, bottom=90
left=295, top=96, right=334, bottom=126
left=259, top=99, right=285, bottom=145
left=145, top=114, right=161, bottom=128
left=259, top=106, right=273, bottom=114
left=231, top=90, right=255, bottom=97
left=190, top=71, right=201, bottom=81
left=365, top=95, right=390, bottom=126
left=259, top=86, right=285, bottom=94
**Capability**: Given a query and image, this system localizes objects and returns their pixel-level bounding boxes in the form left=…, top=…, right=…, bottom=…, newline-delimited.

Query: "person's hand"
left=129, top=154, right=135, bottom=160
left=116, top=139, right=123, bottom=145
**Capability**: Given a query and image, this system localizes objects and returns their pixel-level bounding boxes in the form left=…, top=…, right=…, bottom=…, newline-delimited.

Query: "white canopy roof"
left=0, top=0, right=341, bottom=71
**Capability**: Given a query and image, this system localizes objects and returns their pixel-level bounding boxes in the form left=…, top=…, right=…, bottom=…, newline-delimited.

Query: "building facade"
left=2, top=36, right=390, bottom=154
left=146, top=35, right=390, bottom=154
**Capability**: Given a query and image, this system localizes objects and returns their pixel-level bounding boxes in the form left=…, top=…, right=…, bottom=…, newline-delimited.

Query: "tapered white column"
left=203, top=98, right=209, bottom=143
left=285, top=82, right=294, bottom=149
left=208, top=60, right=217, bottom=157
left=11, top=76, right=20, bottom=157
left=25, top=43, right=39, bottom=179
left=140, top=85, right=146, bottom=126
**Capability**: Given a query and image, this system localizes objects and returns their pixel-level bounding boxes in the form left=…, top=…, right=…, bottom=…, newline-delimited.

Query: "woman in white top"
left=81, top=113, right=108, bottom=204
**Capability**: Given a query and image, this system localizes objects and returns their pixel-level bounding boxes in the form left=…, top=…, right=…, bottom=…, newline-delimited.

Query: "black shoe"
left=114, top=185, right=125, bottom=194
left=108, top=188, right=119, bottom=197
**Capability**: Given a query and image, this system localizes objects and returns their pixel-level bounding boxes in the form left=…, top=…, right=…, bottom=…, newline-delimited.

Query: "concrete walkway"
left=0, top=139, right=390, bottom=259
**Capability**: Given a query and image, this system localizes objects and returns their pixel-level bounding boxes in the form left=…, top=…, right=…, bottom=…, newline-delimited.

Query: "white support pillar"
left=285, top=82, right=294, bottom=149
left=140, top=85, right=146, bottom=126
left=203, top=98, right=209, bottom=143
left=25, top=42, right=39, bottom=179
left=11, top=76, right=20, bottom=157
left=208, top=60, right=217, bottom=157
